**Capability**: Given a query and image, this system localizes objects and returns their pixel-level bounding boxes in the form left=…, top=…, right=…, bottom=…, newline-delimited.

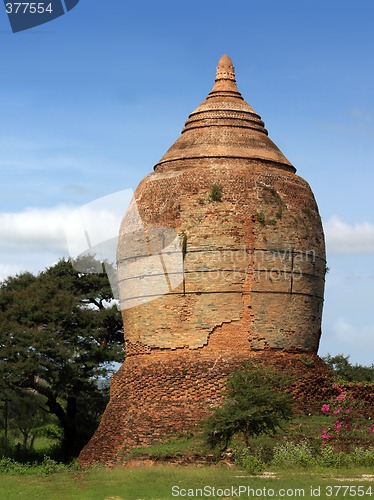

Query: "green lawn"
left=0, top=465, right=373, bottom=499
left=1, top=414, right=373, bottom=499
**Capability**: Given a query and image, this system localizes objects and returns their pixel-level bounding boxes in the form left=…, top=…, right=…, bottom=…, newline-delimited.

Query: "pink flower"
left=333, top=407, right=342, bottom=415
left=321, top=404, right=330, bottom=414
left=346, top=407, right=351, bottom=414
left=334, top=420, right=342, bottom=433
left=371, top=424, right=374, bottom=433
left=336, top=392, right=346, bottom=402
left=322, top=429, right=331, bottom=439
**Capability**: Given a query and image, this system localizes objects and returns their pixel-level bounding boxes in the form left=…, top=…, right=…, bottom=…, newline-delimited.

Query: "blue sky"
left=0, top=1, right=374, bottom=365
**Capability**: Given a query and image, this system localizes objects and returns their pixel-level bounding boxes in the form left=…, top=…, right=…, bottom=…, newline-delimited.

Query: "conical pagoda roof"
left=154, top=55, right=295, bottom=173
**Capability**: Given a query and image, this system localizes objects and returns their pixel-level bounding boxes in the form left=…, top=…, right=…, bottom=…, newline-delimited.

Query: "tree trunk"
left=61, top=395, right=78, bottom=461
left=22, top=430, right=29, bottom=449
left=24, top=379, right=79, bottom=461
left=29, top=433, right=36, bottom=450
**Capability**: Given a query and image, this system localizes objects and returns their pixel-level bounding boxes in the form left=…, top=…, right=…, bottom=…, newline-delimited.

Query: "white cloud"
left=333, top=318, right=374, bottom=347
left=0, top=206, right=71, bottom=281
left=0, top=189, right=134, bottom=281
left=64, top=189, right=134, bottom=258
left=0, top=206, right=71, bottom=253
left=324, top=216, right=374, bottom=255
left=319, top=318, right=374, bottom=366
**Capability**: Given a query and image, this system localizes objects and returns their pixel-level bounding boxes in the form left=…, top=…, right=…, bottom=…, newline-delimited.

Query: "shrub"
left=272, top=440, right=315, bottom=468
left=0, top=456, right=76, bottom=475
left=319, top=383, right=372, bottom=444
left=256, top=211, right=266, bottom=225
left=209, top=184, right=223, bottom=202
left=202, top=360, right=294, bottom=450
left=234, top=448, right=265, bottom=475
left=271, top=439, right=374, bottom=470
left=318, top=445, right=352, bottom=469
left=350, top=447, right=374, bottom=467
left=0, top=457, right=30, bottom=475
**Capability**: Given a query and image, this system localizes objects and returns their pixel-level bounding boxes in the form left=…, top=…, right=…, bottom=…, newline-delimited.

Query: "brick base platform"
left=78, top=328, right=333, bottom=465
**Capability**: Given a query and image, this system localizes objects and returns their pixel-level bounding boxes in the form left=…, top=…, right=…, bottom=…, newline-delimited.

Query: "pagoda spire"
left=208, top=54, right=242, bottom=98
left=215, top=54, right=236, bottom=81
left=154, top=54, right=295, bottom=173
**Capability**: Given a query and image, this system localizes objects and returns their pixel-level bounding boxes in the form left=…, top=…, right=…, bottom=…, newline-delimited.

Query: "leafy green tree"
left=323, top=354, right=374, bottom=382
left=2, top=389, right=56, bottom=451
left=203, top=361, right=294, bottom=450
left=0, top=257, right=123, bottom=460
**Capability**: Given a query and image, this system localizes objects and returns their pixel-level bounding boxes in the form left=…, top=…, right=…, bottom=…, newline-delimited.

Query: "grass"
left=0, top=465, right=373, bottom=499
left=127, top=414, right=369, bottom=462
left=128, top=433, right=212, bottom=461
left=1, top=414, right=373, bottom=498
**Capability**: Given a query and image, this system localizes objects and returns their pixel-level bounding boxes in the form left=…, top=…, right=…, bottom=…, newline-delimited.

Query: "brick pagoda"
left=79, top=55, right=327, bottom=465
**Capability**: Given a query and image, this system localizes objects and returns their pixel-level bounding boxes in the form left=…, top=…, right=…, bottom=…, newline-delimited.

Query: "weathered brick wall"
left=116, top=161, right=325, bottom=353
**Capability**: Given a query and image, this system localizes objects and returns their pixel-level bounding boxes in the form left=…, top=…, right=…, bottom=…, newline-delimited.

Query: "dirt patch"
left=333, top=474, right=374, bottom=482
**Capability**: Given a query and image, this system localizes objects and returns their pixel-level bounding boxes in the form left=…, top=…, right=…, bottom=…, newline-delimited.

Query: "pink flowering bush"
left=321, top=404, right=330, bottom=414
left=321, top=429, right=330, bottom=440
left=320, top=384, right=373, bottom=445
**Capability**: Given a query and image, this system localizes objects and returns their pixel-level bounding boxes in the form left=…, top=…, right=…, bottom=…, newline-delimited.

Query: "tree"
left=0, top=256, right=124, bottom=460
left=4, top=389, right=56, bottom=451
left=323, top=354, right=374, bottom=382
left=203, top=361, right=294, bottom=450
